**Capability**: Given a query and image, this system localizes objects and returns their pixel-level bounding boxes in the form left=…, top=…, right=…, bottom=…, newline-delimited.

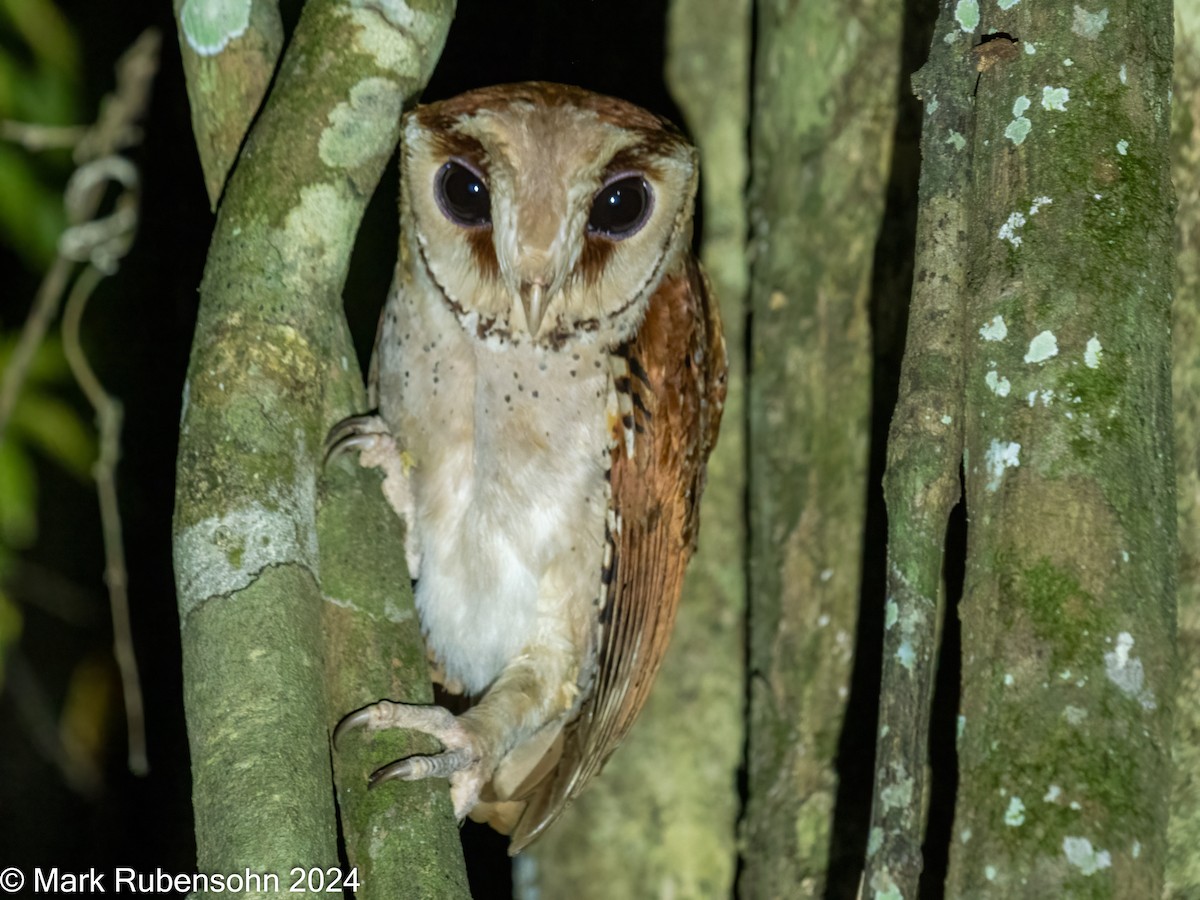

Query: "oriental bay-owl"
left=329, top=82, right=726, bottom=852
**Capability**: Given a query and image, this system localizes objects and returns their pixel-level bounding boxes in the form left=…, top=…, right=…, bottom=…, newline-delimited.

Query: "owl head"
left=399, top=83, right=698, bottom=350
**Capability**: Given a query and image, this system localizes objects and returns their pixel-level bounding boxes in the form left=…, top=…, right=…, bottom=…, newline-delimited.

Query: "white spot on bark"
left=1005, top=796, right=1026, bottom=826
left=980, top=315, right=1008, bottom=341
left=881, top=770, right=915, bottom=810
left=1132, top=840, right=1142, bottom=858
left=1072, top=5, right=1109, bottom=39
left=998, top=0, right=1020, bottom=7
left=1085, top=336, right=1103, bottom=368
left=885, top=599, right=899, bottom=629
left=342, top=1, right=441, bottom=75
left=1119, top=64, right=1128, bottom=84
left=985, top=440, right=1021, bottom=491
left=1116, top=139, right=1129, bottom=155
left=1064, top=705, right=1088, bottom=724
left=947, top=130, right=967, bottom=151
left=1044, top=784, right=1062, bottom=802
left=941, top=414, right=953, bottom=424
left=820, top=568, right=834, bottom=582
left=999, top=212, right=1027, bottom=246
left=1042, top=86, right=1070, bottom=111
left=1025, top=41, right=1037, bottom=54
left=868, top=827, right=883, bottom=856
left=985, top=866, right=997, bottom=881
left=955, top=0, right=980, bottom=31
left=1063, top=836, right=1112, bottom=875
left=319, top=78, right=404, bottom=170
left=1004, top=672, right=1015, bottom=685
left=1025, top=331, right=1059, bottom=363
left=1005, top=95, right=1032, bottom=145
left=180, top=0, right=251, bottom=56
left=986, top=370, right=1012, bottom=397
left=961, top=828, right=973, bottom=843
left=1104, top=631, right=1157, bottom=709
left=897, top=641, right=916, bottom=670
left=957, top=715, right=966, bottom=739
left=817, top=613, right=831, bottom=627
left=1029, top=195, right=1053, bottom=215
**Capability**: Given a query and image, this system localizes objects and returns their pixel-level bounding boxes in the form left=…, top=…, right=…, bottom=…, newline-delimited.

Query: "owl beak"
left=519, top=280, right=549, bottom=336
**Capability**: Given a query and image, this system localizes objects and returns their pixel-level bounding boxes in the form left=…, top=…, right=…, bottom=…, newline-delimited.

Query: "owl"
left=329, top=82, right=726, bottom=853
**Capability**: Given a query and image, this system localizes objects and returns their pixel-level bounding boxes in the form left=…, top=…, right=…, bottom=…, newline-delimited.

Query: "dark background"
left=0, top=1, right=952, bottom=897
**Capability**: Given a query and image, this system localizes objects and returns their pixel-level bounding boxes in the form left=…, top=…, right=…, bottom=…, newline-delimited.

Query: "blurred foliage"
left=0, top=0, right=81, bottom=266
left=1, top=0, right=91, bottom=688
left=0, top=334, right=97, bottom=687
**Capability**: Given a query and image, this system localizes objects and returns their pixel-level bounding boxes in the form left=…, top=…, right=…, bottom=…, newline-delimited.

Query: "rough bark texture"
left=1168, top=3, right=1200, bottom=895
left=741, top=2, right=900, bottom=897
left=863, top=2, right=974, bottom=895
left=320, top=320, right=469, bottom=899
left=519, top=1, right=749, bottom=895
left=173, top=0, right=283, bottom=207
left=945, top=3, right=1177, bottom=896
left=172, top=0, right=459, bottom=891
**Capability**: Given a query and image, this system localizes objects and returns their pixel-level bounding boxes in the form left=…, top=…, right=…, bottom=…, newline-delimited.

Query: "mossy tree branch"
left=943, top=2, right=1176, bottom=896
left=742, top=1, right=900, bottom=896
left=863, top=2, right=974, bottom=896
left=172, top=0, right=459, bottom=890
left=173, top=0, right=284, bottom=208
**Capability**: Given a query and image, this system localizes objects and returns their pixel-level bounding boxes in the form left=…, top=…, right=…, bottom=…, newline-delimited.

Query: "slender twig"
left=0, top=121, right=88, bottom=151
left=62, top=263, right=147, bottom=775
left=0, top=255, right=75, bottom=444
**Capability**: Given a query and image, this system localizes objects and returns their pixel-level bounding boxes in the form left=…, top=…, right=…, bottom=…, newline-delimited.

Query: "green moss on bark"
left=947, top=3, right=1177, bottom=896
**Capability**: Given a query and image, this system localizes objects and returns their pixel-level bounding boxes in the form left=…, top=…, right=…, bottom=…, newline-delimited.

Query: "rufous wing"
left=505, top=252, right=727, bottom=852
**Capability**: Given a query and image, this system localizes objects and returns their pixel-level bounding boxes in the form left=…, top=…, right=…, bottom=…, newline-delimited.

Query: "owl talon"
left=335, top=701, right=486, bottom=819
left=323, top=414, right=392, bottom=465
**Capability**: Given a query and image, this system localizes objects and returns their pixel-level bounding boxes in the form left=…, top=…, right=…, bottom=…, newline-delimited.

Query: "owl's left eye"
left=436, top=161, right=491, bottom=227
left=588, top=175, right=652, bottom=239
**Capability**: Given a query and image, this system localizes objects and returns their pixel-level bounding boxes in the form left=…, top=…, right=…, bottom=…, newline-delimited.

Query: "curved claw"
left=323, top=414, right=389, bottom=466
left=333, top=706, right=376, bottom=749
left=368, top=747, right=474, bottom=787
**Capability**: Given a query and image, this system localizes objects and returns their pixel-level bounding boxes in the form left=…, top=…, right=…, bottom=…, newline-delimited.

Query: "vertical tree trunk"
left=741, top=0, right=900, bottom=896
left=944, top=3, right=1176, bottom=896
left=1167, top=3, right=1200, bottom=895
left=520, top=1, right=749, bottom=896
left=864, top=1, right=974, bottom=895
left=172, top=0, right=462, bottom=890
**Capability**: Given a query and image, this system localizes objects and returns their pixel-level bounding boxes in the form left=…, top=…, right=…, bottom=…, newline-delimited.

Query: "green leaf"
left=0, top=0, right=80, bottom=76
left=0, top=143, right=65, bottom=266
left=0, top=440, right=38, bottom=548
left=10, top=393, right=95, bottom=478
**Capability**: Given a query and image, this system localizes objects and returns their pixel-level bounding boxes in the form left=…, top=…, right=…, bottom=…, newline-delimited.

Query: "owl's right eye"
left=435, top=161, right=491, bottom=227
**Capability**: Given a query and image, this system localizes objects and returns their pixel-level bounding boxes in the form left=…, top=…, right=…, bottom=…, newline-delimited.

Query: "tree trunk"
left=1167, top=3, right=1200, bottom=895
left=172, top=0, right=465, bottom=893
left=864, top=1, right=974, bottom=895
left=942, top=2, right=1177, bottom=896
left=741, top=0, right=900, bottom=896
left=520, top=1, right=750, bottom=895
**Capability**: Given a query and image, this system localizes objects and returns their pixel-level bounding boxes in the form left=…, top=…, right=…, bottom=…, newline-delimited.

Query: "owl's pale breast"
left=376, top=281, right=611, bottom=695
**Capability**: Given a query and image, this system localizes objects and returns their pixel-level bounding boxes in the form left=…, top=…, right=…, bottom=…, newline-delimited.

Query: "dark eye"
left=435, top=161, right=491, bottom=227
left=588, top=175, right=652, bottom=239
